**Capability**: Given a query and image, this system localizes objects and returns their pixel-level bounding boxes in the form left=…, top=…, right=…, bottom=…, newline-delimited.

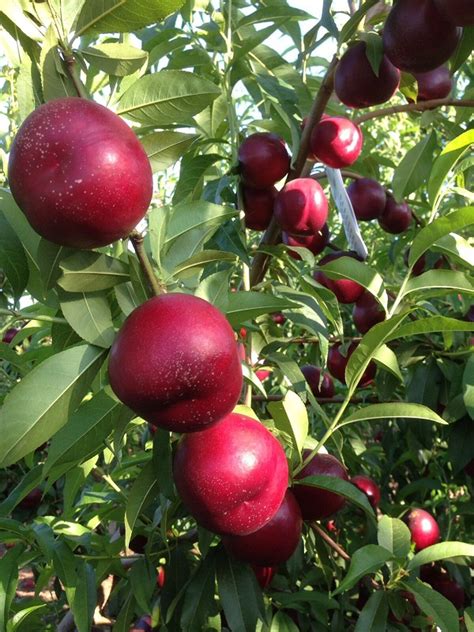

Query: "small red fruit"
left=335, top=42, right=400, bottom=109
left=301, top=365, right=335, bottom=400
left=238, top=133, right=290, bottom=189
left=314, top=251, right=365, bottom=304
left=378, top=194, right=413, bottom=234
left=242, top=186, right=276, bottom=231
left=414, top=66, right=452, bottom=101
left=310, top=116, right=363, bottom=169
left=222, top=490, right=302, bottom=566
left=352, top=293, right=385, bottom=334
left=271, top=312, right=287, bottom=325
left=327, top=341, right=376, bottom=387
left=274, top=178, right=328, bottom=236
left=282, top=225, right=329, bottom=259
left=405, top=508, right=440, bottom=550
left=255, top=369, right=270, bottom=382
left=347, top=178, right=387, bottom=221
left=252, top=565, right=277, bottom=589
left=109, top=294, right=243, bottom=433
left=173, top=413, right=289, bottom=536
left=434, top=0, right=474, bottom=26
left=351, top=475, right=381, bottom=508
left=2, top=328, right=19, bottom=344
left=293, top=451, right=349, bottom=521
left=157, top=566, right=166, bottom=589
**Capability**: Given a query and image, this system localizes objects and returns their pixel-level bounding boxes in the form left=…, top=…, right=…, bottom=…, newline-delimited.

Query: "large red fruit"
left=382, top=0, right=461, bottom=73
left=173, top=413, right=288, bottom=535
left=327, top=341, right=376, bottom=387
left=222, top=490, right=302, bottom=565
left=378, top=194, right=413, bottom=234
left=108, top=294, right=242, bottom=432
left=310, top=116, right=363, bottom=169
left=335, top=42, right=400, bottom=108
left=352, top=292, right=385, bottom=334
left=301, top=365, right=335, bottom=400
left=274, top=178, right=328, bottom=235
left=351, top=475, right=381, bottom=509
left=8, top=97, right=153, bottom=249
left=282, top=225, right=329, bottom=259
left=420, top=565, right=465, bottom=609
left=293, top=451, right=348, bottom=521
left=405, top=508, right=440, bottom=550
left=414, top=66, right=452, bottom=101
left=242, top=186, right=276, bottom=231
left=347, top=178, right=387, bottom=221
left=238, top=133, right=290, bottom=189
left=434, top=0, right=474, bottom=25
left=314, top=251, right=365, bottom=304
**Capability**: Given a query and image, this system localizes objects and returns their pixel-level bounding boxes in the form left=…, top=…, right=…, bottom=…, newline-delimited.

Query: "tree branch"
left=354, top=98, right=474, bottom=124
left=130, top=231, right=166, bottom=296
left=61, top=51, right=89, bottom=99
left=311, top=523, right=350, bottom=561
left=0, top=307, right=67, bottom=325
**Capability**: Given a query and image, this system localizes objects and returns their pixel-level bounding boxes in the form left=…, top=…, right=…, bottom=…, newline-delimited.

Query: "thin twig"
left=62, top=51, right=89, bottom=99
left=354, top=98, right=474, bottom=124
left=0, top=308, right=67, bottom=325
left=130, top=231, right=165, bottom=296
left=312, top=523, right=351, bottom=561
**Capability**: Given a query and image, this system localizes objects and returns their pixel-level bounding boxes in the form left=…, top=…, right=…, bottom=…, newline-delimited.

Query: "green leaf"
left=9, top=604, right=47, bottom=631
left=225, top=292, right=298, bottom=328
left=408, top=541, right=474, bottom=570
left=402, top=269, right=474, bottom=298
left=400, top=579, right=460, bottom=632
left=337, top=402, right=447, bottom=430
left=164, top=201, right=236, bottom=248
left=450, top=26, right=474, bottom=73
left=40, top=26, right=77, bottom=102
left=465, top=606, right=474, bottom=632
left=216, top=548, right=265, bottom=632
left=295, top=475, right=375, bottom=523
left=270, top=610, right=300, bottom=632
left=170, top=250, right=237, bottom=280
left=0, top=345, right=106, bottom=467
left=332, top=545, right=393, bottom=596
left=385, top=316, right=473, bottom=341
left=428, top=130, right=474, bottom=206
left=392, top=131, right=437, bottom=200
left=118, top=71, right=221, bottom=126
left=0, top=464, right=43, bottom=517
left=408, top=207, right=474, bottom=267
left=181, top=550, right=217, bottom=630
left=59, top=290, right=115, bottom=348
left=268, top=390, right=308, bottom=459
left=129, top=558, right=157, bottom=614
left=0, top=543, right=24, bottom=630
left=338, top=1, right=379, bottom=44
left=58, top=251, right=130, bottom=292
left=377, top=516, right=411, bottom=558
left=141, top=131, right=196, bottom=172
left=172, top=153, right=223, bottom=204
left=194, top=269, right=232, bottom=309
left=372, top=344, right=402, bottom=381
left=124, top=460, right=159, bottom=548
left=0, top=210, right=28, bottom=299
left=354, top=591, right=389, bottom=632
left=463, top=355, right=474, bottom=419
left=82, top=42, right=148, bottom=76
left=237, top=6, right=310, bottom=29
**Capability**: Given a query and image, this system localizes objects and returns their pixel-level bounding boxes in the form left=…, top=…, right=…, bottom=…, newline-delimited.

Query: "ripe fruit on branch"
left=414, top=66, right=452, bottom=101
left=420, top=564, right=465, bottom=609
left=378, top=194, right=413, bottom=234
left=252, top=565, right=276, bottom=589
left=108, top=294, right=243, bottom=433
left=8, top=97, right=153, bottom=249
left=434, top=0, right=474, bottom=26
left=18, top=488, right=42, bottom=510
left=2, top=328, right=19, bottom=344
left=352, top=293, right=385, bottom=334
left=327, top=341, right=376, bottom=387
left=335, top=42, right=400, bottom=108
left=222, top=490, right=302, bottom=565
left=405, top=249, right=427, bottom=277
left=242, top=186, right=276, bottom=231
left=274, top=178, right=328, bottom=235
left=405, top=508, right=440, bottom=550
left=310, top=116, right=363, bottom=168
left=347, top=178, right=387, bottom=222
left=282, top=225, right=329, bottom=259
left=293, top=451, right=349, bottom=520
left=314, top=251, right=365, bottom=304
left=238, top=132, right=290, bottom=189
left=351, top=475, right=381, bottom=509
left=173, top=413, right=288, bottom=535
left=301, top=365, right=335, bottom=400
left=382, top=0, right=461, bottom=73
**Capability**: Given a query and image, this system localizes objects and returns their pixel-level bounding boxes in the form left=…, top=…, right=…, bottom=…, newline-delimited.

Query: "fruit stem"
left=0, top=308, right=67, bottom=325
left=249, top=55, right=339, bottom=288
left=62, top=51, right=89, bottom=99
left=311, top=523, right=350, bottom=561
left=130, top=231, right=166, bottom=296
left=354, top=98, right=474, bottom=125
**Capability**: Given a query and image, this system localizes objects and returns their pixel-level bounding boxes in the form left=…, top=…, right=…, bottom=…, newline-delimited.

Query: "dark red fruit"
left=347, top=178, right=387, bottom=221
left=274, top=178, right=328, bottom=236
left=335, top=42, right=401, bottom=108
left=310, top=116, right=363, bottom=168
left=382, top=0, right=461, bottom=73
left=19, top=488, right=42, bottom=510
left=434, top=0, right=474, bottom=25
left=405, top=508, right=440, bottom=550
left=8, top=97, right=153, bottom=249
left=407, top=251, right=427, bottom=276
left=420, top=565, right=465, bottom=609
left=109, top=294, right=243, bottom=433
left=173, top=413, right=289, bottom=536
left=327, top=341, right=376, bottom=387
left=301, top=365, right=335, bottom=400
left=242, top=186, right=276, bottom=231
left=293, top=451, right=349, bottom=521
left=378, top=195, right=413, bottom=234
left=238, top=133, right=290, bottom=189
left=222, top=490, right=302, bottom=565
left=314, top=251, right=365, bottom=304
left=414, top=66, right=452, bottom=101
left=271, top=312, right=287, bottom=325
left=352, top=293, right=385, bottom=334
left=252, top=565, right=277, bottom=589
left=2, top=328, right=19, bottom=344
left=465, top=458, right=474, bottom=476
left=282, top=224, right=329, bottom=259
left=351, top=475, right=381, bottom=508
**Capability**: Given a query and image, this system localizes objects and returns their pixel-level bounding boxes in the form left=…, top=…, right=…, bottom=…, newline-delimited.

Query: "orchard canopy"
left=0, top=1, right=473, bottom=631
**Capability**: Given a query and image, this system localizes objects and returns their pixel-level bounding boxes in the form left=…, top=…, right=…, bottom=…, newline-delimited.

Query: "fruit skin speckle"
left=8, top=97, right=153, bottom=249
